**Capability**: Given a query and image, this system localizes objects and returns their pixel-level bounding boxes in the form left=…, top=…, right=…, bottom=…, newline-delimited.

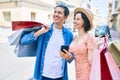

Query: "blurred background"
left=0, top=0, right=120, bottom=80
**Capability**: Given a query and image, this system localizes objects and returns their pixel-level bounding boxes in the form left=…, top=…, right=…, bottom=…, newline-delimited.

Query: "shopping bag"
left=8, top=26, right=41, bottom=57
left=100, top=47, right=112, bottom=80
left=105, top=46, right=120, bottom=80
left=108, top=41, right=120, bottom=69
left=12, top=21, right=43, bottom=31
left=90, top=48, right=101, bottom=80
left=90, top=38, right=120, bottom=80
left=14, top=41, right=37, bottom=57
left=8, top=29, right=23, bottom=45
left=8, top=26, right=41, bottom=45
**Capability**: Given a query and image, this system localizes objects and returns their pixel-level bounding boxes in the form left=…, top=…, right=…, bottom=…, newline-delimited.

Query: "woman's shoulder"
left=85, top=33, right=96, bottom=43
left=86, top=33, right=95, bottom=39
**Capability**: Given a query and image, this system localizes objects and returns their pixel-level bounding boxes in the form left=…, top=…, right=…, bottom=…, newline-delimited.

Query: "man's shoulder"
left=63, top=27, right=72, bottom=33
left=63, top=27, right=73, bottom=38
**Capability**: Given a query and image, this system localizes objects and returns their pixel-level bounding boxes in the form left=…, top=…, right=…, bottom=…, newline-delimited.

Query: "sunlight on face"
left=53, top=7, right=66, bottom=24
left=73, top=13, right=84, bottom=29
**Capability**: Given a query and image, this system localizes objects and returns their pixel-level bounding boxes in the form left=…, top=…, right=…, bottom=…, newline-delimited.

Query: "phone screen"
left=61, top=45, right=69, bottom=53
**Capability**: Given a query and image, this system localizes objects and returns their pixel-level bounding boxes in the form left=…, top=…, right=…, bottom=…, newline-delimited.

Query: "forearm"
left=88, top=50, right=94, bottom=64
left=34, top=29, right=45, bottom=38
left=20, top=32, right=37, bottom=45
left=34, top=25, right=50, bottom=37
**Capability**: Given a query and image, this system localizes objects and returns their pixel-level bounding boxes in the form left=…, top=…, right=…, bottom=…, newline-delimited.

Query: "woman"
left=60, top=7, right=96, bottom=80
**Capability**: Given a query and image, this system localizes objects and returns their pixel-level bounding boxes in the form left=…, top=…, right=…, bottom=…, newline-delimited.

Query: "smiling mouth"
left=74, top=24, right=78, bottom=26
left=54, top=16, right=59, bottom=20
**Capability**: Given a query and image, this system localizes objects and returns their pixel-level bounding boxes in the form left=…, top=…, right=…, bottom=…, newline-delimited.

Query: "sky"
left=91, top=0, right=109, bottom=18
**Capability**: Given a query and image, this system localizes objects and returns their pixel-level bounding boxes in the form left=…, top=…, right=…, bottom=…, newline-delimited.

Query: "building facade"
left=116, top=0, right=120, bottom=31
left=0, top=0, right=93, bottom=30
left=108, top=0, right=120, bottom=32
left=0, top=0, right=55, bottom=27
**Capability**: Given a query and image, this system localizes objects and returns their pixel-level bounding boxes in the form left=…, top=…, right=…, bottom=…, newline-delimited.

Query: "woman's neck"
left=78, top=29, right=87, bottom=37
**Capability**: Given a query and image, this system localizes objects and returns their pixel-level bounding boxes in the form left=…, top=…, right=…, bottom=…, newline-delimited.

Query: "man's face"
left=53, top=7, right=67, bottom=24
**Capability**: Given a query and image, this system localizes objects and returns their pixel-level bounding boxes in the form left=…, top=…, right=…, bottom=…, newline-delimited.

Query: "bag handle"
left=103, top=37, right=110, bottom=49
left=104, top=37, right=107, bottom=46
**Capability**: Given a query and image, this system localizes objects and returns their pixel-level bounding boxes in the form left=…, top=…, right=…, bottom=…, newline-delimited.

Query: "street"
left=0, top=28, right=35, bottom=80
left=0, top=42, right=76, bottom=80
left=0, top=42, right=35, bottom=80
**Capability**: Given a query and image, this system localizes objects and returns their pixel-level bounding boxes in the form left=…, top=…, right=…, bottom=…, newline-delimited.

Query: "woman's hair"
left=74, top=11, right=91, bottom=32
left=55, top=5, right=69, bottom=16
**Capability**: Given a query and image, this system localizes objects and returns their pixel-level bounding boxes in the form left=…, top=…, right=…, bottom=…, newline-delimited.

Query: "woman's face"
left=73, top=13, right=84, bottom=29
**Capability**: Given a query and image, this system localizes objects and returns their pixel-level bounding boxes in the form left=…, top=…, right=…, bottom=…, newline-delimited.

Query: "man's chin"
left=54, top=21, right=59, bottom=24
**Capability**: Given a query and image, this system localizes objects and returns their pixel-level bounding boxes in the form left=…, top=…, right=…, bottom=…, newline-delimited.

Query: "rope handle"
left=103, top=37, right=109, bottom=49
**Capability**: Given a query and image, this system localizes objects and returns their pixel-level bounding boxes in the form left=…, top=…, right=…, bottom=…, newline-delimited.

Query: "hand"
left=39, top=24, right=50, bottom=33
left=96, top=34, right=109, bottom=49
left=105, top=33, right=109, bottom=41
left=34, top=24, right=50, bottom=37
left=59, top=49, right=72, bottom=60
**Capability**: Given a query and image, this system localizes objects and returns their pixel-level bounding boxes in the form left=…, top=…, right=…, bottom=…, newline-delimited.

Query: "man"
left=20, top=5, right=73, bottom=80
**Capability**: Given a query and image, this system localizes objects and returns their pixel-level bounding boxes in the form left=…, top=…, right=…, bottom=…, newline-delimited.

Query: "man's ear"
left=64, top=16, right=68, bottom=20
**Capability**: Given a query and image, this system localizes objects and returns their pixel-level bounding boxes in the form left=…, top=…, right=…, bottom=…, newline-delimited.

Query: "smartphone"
left=61, top=45, right=69, bottom=53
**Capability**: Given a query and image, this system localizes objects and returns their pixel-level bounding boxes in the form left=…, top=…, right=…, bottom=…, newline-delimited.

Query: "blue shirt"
left=20, top=23, right=73, bottom=80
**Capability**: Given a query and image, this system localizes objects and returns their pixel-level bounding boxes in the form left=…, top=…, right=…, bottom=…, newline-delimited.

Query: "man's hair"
left=55, top=5, right=69, bottom=16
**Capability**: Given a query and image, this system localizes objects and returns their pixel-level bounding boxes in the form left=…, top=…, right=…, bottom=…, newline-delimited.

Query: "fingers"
left=105, top=33, right=109, bottom=40
left=40, top=24, right=50, bottom=33
left=63, top=49, right=69, bottom=53
left=59, top=51, right=66, bottom=58
left=59, top=49, right=72, bottom=60
left=41, top=24, right=50, bottom=29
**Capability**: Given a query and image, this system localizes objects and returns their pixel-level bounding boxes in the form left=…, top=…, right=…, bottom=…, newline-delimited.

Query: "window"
left=31, top=12, right=36, bottom=21
left=48, top=14, right=51, bottom=20
left=3, top=11, right=11, bottom=22
left=114, top=0, right=118, bottom=9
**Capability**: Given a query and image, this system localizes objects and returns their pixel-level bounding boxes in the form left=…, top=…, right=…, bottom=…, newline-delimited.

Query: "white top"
left=42, top=27, right=64, bottom=78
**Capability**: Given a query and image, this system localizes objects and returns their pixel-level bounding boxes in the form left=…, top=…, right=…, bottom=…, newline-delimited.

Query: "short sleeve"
left=86, top=34, right=96, bottom=50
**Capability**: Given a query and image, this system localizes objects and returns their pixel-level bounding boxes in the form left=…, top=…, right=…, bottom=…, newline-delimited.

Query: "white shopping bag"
left=8, top=26, right=41, bottom=57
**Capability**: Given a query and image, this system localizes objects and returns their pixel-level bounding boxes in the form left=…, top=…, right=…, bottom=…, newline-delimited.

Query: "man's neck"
left=54, top=23, right=63, bottom=29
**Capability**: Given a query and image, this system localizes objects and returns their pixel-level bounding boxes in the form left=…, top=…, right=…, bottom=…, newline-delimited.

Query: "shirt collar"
left=49, top=22, right=67, bottom=33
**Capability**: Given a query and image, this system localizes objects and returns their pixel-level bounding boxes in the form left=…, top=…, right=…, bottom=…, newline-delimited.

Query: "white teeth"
left=74, top=24, right=77, bottom=26
left=55, top=17, right=58, bottom=19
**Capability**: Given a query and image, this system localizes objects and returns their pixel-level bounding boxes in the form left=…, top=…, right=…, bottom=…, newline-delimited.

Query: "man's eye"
left=58, top=11, right=62, bottom=15
left=54, top=11, right=56, bottom=13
